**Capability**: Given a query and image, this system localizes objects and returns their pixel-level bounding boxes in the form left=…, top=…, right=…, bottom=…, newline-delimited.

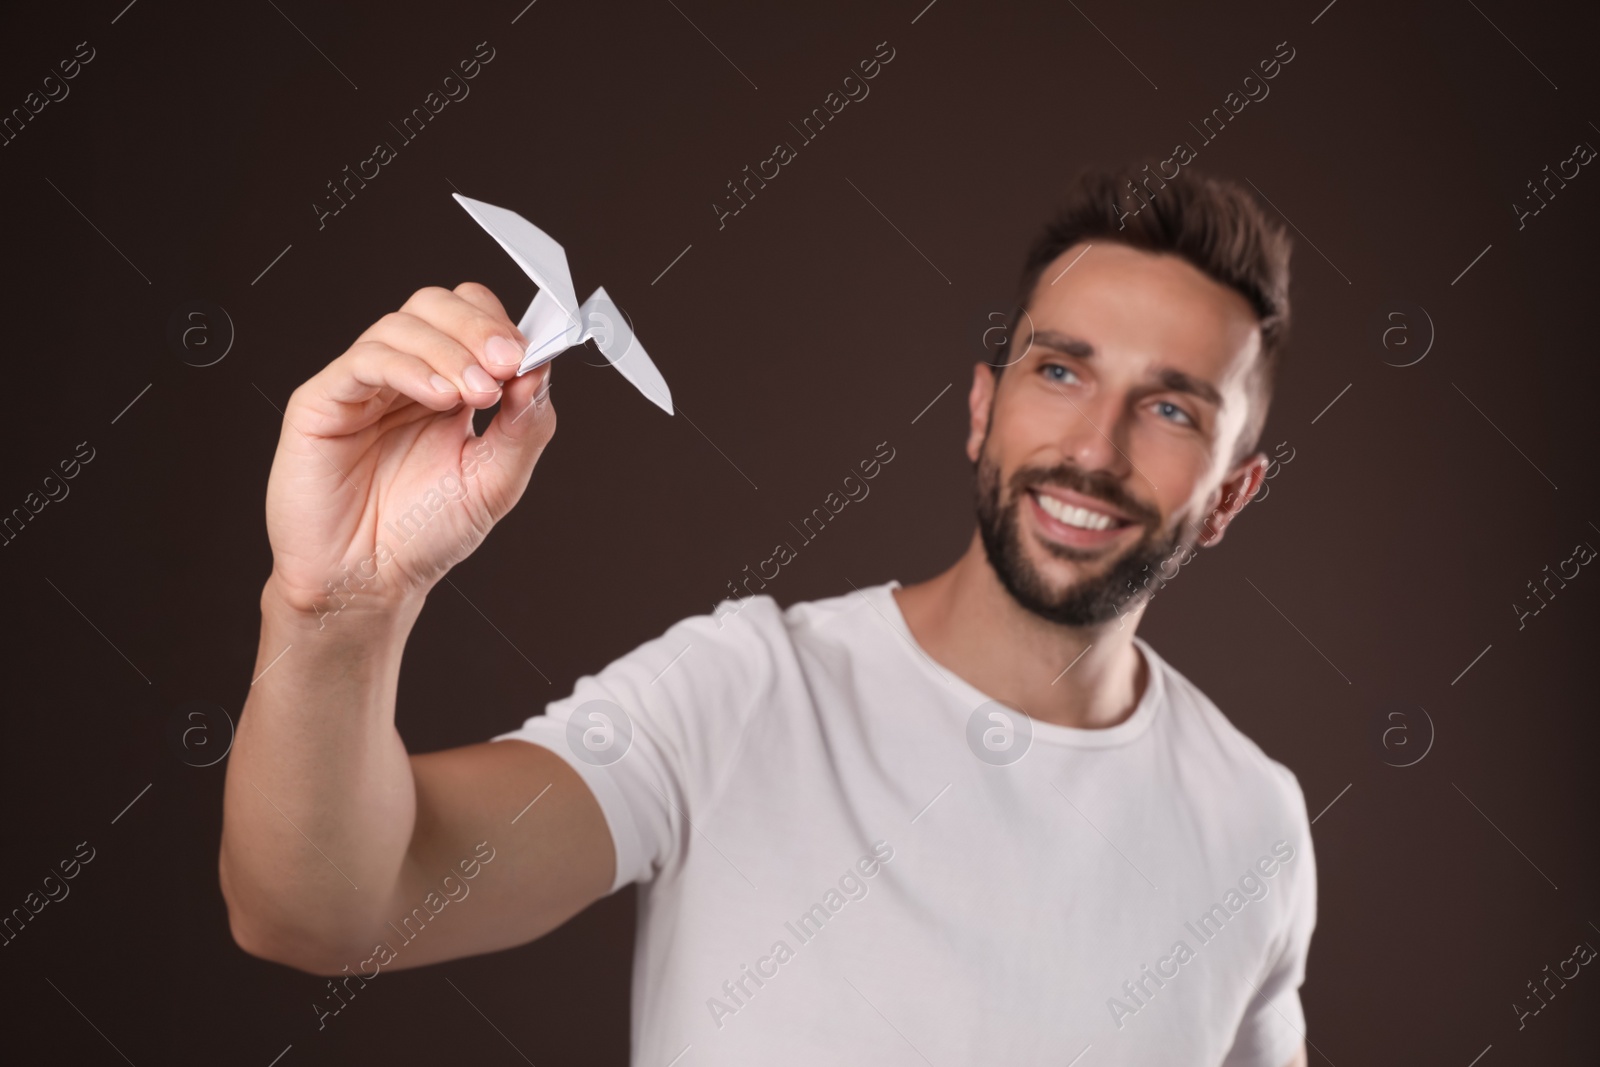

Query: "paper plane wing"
left=452, top=192, right=581, bottom=341
left=579, top=287, right=673, bottom=415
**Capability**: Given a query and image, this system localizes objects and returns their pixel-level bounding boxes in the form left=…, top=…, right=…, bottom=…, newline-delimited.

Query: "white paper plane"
left=452, top=193, right=674, bottom=415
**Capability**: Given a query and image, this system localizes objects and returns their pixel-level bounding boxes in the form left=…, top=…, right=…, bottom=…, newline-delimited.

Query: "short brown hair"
left=993, top=163, right=1293, bottom=465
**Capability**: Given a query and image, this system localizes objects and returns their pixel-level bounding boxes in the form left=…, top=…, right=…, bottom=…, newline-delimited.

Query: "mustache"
left=1008, top=462, right=1159, bottom=528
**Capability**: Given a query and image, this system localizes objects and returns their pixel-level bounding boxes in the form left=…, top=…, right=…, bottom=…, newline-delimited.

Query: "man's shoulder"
left=694, top=580, right=891, bottom=644
left=608, top=581, right=891, bottom=697
left=1143, top=639, right=1308, bottom=817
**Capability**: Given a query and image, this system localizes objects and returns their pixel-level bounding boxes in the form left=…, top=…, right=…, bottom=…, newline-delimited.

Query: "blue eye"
left=1155, top=400, right=1194, bottom=426
left=1041, top=363, right=1078, bottom=384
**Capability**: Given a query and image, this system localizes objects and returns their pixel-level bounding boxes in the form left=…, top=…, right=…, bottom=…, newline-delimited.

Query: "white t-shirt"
left=492, top=580, right=1316, bottom=1067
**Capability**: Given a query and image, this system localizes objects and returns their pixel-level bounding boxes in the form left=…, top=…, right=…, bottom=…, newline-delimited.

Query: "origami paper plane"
left=452, top=193, right=674, bottom=415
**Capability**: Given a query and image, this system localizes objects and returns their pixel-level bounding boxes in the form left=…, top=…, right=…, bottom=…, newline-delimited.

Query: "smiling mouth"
left=1027, top=489, right=1138, bottom=533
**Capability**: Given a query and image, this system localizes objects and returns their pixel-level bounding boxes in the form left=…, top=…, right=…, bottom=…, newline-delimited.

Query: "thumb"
left=473, top=361, right=555, bottom=517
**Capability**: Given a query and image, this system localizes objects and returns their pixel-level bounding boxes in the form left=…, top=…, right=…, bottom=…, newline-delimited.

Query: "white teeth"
left=1034, top=492, right=1117, bottom=531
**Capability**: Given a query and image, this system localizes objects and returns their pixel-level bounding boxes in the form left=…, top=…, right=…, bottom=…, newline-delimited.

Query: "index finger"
left=399, top=284, right=528, bottom=381
left=452, top=281, right=523, bottom=337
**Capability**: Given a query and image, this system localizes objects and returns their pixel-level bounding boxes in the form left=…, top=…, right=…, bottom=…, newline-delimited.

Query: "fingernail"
left=486, top=335, right=523, bottom=366
left=430, top=373, right=457, bottom=393
left=463, top=365, right=498, bottom=393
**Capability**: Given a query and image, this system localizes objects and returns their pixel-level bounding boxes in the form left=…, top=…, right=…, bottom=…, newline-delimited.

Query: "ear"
left=1194, top=450, right=1269, bottom=548
left=966, top=362, right=996, bottom=464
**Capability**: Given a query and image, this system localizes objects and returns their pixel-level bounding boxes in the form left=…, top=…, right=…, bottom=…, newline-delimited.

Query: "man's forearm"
left=220, top=577, right=424, bottom=967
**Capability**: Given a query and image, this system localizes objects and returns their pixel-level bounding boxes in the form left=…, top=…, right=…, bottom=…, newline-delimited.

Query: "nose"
left=1055, top=388, right=1133, bottom=478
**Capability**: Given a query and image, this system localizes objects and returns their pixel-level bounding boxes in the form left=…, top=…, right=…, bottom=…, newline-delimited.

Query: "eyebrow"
left=1027, top=328, right=1225, bottom=409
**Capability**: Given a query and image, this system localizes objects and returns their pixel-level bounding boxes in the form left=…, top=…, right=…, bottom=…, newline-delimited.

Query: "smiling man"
left=222, top=163, right=1315, bottom=1067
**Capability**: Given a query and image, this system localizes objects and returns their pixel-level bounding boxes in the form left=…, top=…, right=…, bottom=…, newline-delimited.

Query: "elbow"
left=219, top=856, right=352, bottom=976
left=227, top=906, right=353, bottom=976
left=226, top=908, right=294, bottom=967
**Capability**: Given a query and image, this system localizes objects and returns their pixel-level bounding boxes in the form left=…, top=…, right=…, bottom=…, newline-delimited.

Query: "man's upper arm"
left=489, top=596, right=787, bottom=892
left=366, top=595, right=784, bottom=975
left=363, top=738, right=616, bottom=974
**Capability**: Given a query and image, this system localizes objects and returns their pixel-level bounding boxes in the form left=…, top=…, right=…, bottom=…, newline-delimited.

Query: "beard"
left=974, top=444, right=1190, bottom=628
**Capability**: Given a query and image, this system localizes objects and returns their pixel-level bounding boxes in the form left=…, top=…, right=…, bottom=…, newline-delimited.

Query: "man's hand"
left=263, top=282, right=556, bottom=618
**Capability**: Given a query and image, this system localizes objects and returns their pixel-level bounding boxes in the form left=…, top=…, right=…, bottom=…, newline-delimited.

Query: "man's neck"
left=891, top=532, right=1148, bottom=730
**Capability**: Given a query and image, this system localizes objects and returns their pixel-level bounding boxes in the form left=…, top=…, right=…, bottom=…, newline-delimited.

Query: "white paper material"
left=452, top=193, right=674, bottom=415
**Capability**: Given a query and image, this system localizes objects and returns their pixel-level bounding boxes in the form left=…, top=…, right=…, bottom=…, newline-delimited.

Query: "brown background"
left=1, top=0, right=1596, bottom=1063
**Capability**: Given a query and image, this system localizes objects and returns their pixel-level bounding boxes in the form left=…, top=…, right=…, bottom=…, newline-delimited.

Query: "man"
left=221, top=164, right=1316, bottom=1066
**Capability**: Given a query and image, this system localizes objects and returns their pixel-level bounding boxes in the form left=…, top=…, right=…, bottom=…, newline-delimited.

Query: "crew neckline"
left=870, top=579, right=1164, bottom=749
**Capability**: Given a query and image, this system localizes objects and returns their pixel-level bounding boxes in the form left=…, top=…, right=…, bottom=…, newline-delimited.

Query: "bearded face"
left=963, top=242, right=1271, bottom=629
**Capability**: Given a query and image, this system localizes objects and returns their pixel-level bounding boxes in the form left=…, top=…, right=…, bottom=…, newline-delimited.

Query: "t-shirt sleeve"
left=1221, top=766, right=1319, bottom=1067
left=489, top=595, right=785, bottom=895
